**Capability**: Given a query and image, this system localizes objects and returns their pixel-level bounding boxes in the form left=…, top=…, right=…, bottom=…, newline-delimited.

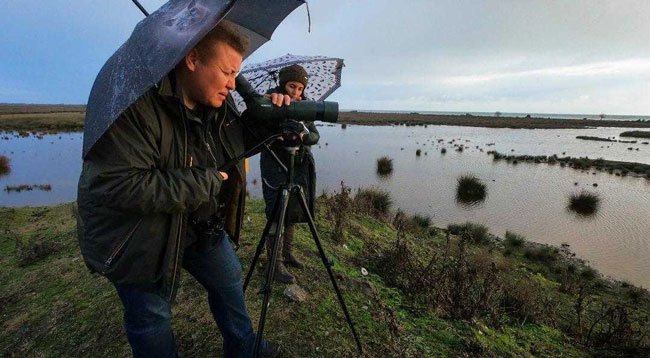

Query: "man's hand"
left=266, top=93, right=291, bottom=107
left=218, top=171, right=229, bottom=180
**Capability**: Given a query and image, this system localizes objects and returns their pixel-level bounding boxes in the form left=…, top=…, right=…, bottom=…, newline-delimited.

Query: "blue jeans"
left=114, top=231, right=266, bottom=357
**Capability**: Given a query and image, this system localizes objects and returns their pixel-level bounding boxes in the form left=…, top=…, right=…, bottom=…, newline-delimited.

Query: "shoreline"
left=338, top=110, right=650, bottom=129
left=2, top=104, right=650, bottom=132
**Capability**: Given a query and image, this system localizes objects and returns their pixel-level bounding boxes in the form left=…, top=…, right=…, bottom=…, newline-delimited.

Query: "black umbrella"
left=83, top=0, right=305, bottom=158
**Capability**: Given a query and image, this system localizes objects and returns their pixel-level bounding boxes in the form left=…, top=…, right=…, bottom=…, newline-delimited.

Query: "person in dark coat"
left=76, top=21, right=287, bottom=357
left=260, top=64, right=320, bottom=283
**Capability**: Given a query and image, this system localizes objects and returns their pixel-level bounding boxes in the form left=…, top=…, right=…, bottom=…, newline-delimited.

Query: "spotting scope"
left=236, top=75, right=339, bottom=123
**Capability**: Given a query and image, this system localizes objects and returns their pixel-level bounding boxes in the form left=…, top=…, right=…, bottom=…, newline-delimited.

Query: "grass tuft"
left=447, top=222, right=490, bottom=244
left=567, top=190, right=600, bottom=216
left=376, top=156, right=393, bottom=176
left=354, top=188, right=393, bottom=218
left=455, top=174, right=487, bottom=205
left=0, top=155, right=10, bottom=176
left=504, top=231, right=526, bottom=248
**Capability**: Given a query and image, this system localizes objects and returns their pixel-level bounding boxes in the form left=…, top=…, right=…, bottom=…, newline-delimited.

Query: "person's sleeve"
left=83, top=106, right=222, bottom=214
left=302, top=121, right=320, bottom=145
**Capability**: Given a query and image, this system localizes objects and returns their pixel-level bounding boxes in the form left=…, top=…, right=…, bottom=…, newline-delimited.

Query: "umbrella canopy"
left=83, top=0, right=305, bottom=158
left=233, top=53, right=344, bottom=112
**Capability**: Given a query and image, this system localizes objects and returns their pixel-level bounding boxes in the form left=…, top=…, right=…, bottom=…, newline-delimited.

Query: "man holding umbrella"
left=77, top=17, right=291, bottom=358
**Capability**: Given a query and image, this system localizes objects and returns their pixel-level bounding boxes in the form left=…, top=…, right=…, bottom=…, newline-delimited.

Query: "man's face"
left=185, top=40, right=242, bottom=108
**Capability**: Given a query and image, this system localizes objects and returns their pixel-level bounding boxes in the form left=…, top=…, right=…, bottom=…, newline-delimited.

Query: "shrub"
left=499, top=278, right=547, bottom=325
left=0, top=155, right=10, bottom=176
left=325, top=181, right=353, bottom=243
left=416, top=149, right=422, bottom=156
left=392, top=208, right=416, bottom=233
left=456, top=174, right=487, bottom=205
left=368, top=235, right=420, bottom=290
left=355, top=188, right=392, bottom=217
left=431, top=238, right=502, bottom=321
left=376, top=156, right=393, bottom=176
left=447, top=222, right=490, bottom=244
left=523, top=245, right=559, bottom=264
left=581, top=302, right=650, bottom=353
left=504, top=231, right=525, bottom=248
left=568, top=191, right=601, bottom=216
left=411, top=214, right=431, bottom=229
left=15, top=232, right=63, bottom=266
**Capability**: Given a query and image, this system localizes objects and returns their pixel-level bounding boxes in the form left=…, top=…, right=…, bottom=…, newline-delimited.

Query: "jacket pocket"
left=102, top=218, right=142, bottom=274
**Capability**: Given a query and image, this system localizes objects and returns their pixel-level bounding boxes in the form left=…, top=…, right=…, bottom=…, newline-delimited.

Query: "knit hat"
left=279, top=64, right=309, bottom=88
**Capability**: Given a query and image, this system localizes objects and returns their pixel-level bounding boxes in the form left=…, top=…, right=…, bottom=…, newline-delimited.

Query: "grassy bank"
left=2, top=191, right=649, bottom=356
left=3, top=104, right=650, bottom=132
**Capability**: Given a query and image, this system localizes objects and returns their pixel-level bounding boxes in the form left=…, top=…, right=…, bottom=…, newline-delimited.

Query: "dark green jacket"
left=77, top=74, right=251, bottom=300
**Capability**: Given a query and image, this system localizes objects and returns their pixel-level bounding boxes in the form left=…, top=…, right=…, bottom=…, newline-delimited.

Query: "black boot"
left=258, top=340, right=282, bottom=357
left=282, top=225, right=304, bottom=269
left=266, top=236, right=295, bottom=284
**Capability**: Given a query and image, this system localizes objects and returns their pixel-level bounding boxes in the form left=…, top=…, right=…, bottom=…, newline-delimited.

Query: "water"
left=2, top=125, right=650, bottom=288
left=0, top=132, right=82, bottom=206
left=250, top=125, right=650, bottom=288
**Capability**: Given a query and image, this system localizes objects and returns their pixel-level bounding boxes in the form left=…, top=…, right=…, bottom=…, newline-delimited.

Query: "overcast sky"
left=1, top=0, right=648, bottom=115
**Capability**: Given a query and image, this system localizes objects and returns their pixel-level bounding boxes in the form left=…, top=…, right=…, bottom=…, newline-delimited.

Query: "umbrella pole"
left=130, top=0, right=149, bottom=16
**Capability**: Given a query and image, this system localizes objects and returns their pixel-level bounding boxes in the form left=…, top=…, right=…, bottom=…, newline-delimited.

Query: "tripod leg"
left=254, top=188, right=291, bottom=357
left=243, top=194, right=281, bottom=292
left=293, top=186, right=363, bottom=354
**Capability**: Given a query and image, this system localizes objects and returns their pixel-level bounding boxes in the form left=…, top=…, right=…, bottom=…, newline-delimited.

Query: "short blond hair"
left=195, top=20, right=250, bottom=61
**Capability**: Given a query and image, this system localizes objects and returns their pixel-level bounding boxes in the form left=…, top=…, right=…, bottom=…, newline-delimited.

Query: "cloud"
left=442, top=58, right=650, bottom=86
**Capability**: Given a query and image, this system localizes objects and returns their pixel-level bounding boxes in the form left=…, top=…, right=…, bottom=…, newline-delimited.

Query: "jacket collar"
left=157, top=72, right=179, bottom=100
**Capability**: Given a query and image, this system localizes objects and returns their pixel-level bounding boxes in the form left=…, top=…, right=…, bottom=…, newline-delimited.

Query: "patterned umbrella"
left=233, top=53, right=344, bottom=112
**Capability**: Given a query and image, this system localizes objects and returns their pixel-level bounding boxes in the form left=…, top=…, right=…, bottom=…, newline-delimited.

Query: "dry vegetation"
left=2, top=190, right=650, bottom=356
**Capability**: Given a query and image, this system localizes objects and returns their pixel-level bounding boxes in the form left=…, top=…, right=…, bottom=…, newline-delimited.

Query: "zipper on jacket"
left=217, top=110, right=243, bottom=181
left=103, top=218, right=143, bottom=272
left=204, top=123, right=218, bottom=168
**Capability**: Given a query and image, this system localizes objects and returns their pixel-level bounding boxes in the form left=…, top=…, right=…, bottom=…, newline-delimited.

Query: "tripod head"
left=278, top=119, right=309, bottom=148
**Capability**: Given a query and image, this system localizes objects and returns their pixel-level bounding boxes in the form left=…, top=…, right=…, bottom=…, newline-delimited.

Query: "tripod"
left=242, top=138, right=363, bottom=357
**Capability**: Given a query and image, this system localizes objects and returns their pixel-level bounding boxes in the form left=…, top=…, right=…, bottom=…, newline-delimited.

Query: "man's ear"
left=185, top=48, right=199, bottom=72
